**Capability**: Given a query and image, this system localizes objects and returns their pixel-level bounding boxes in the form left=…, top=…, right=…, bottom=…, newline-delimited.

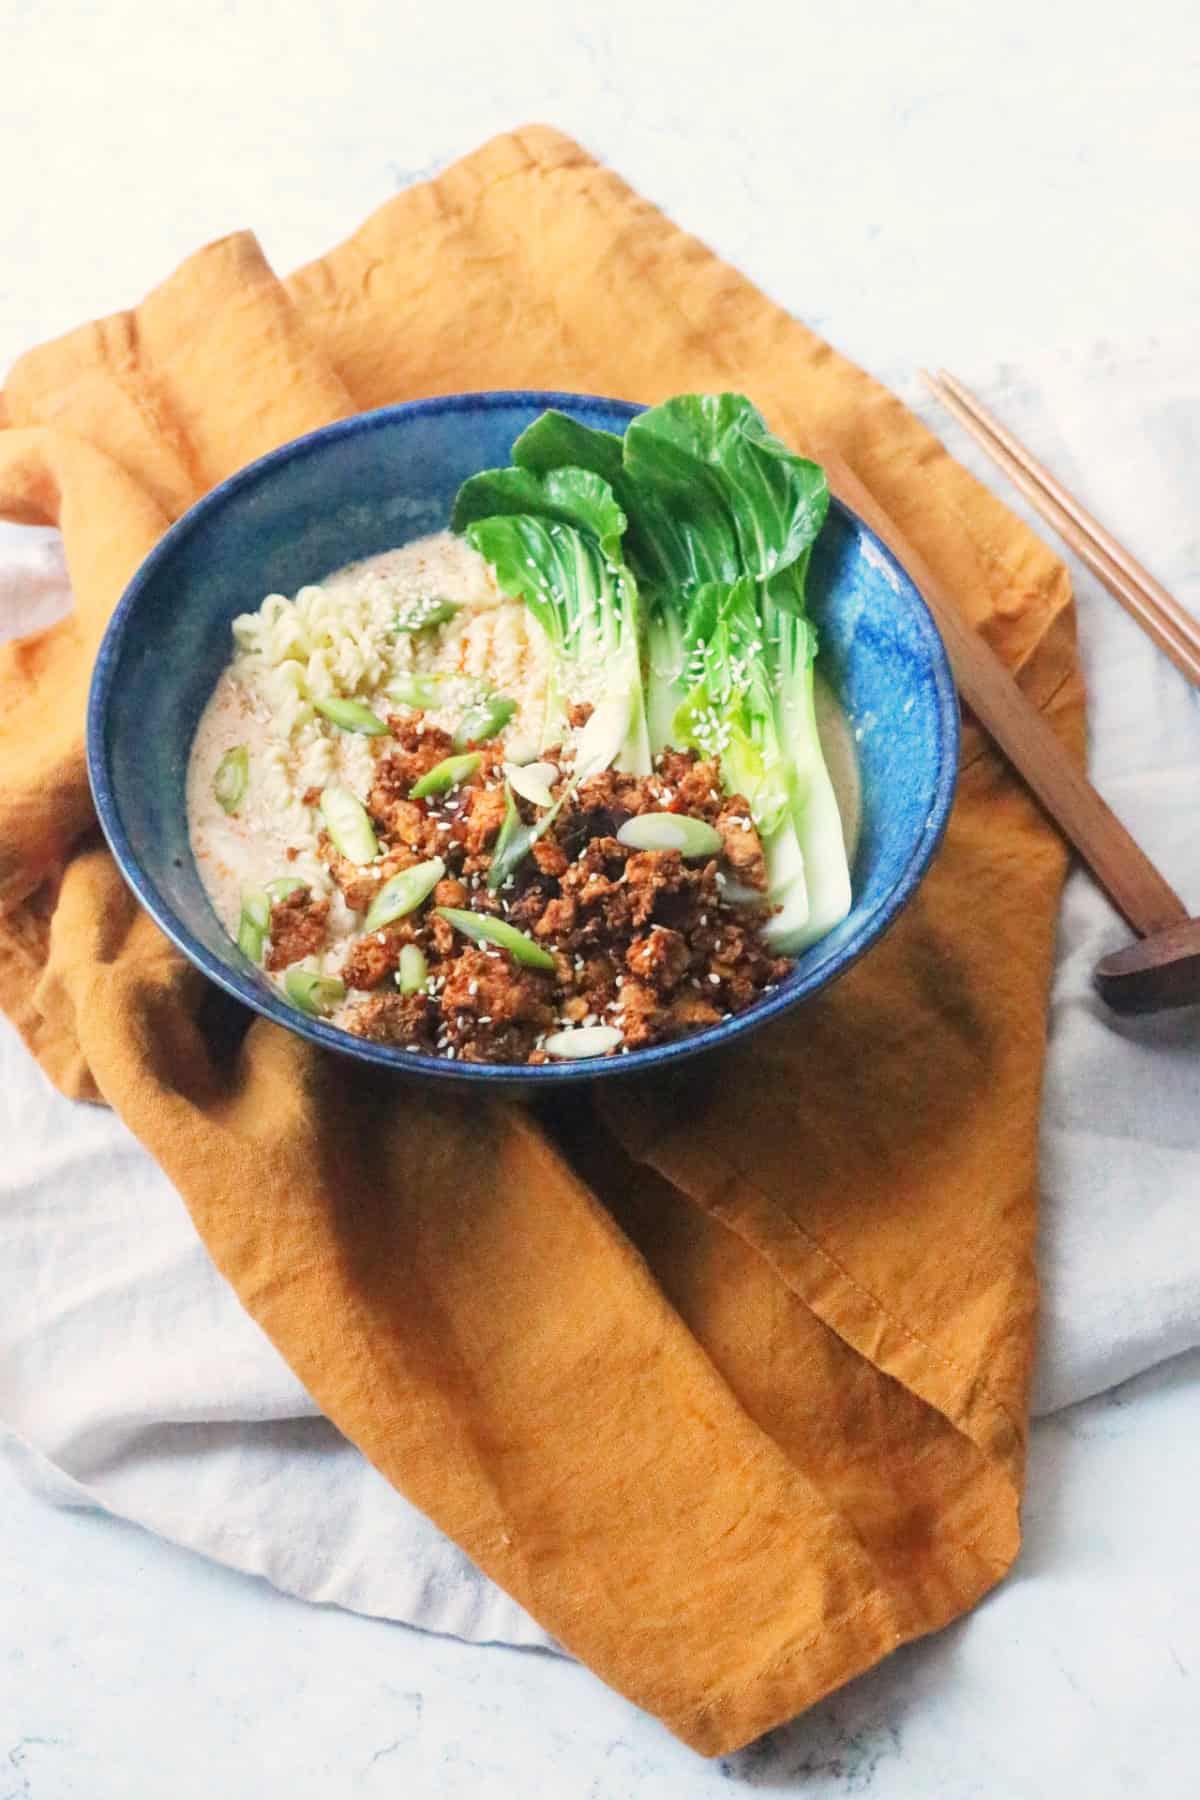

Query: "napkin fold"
left=0, top=126, right=1083, bottom=1755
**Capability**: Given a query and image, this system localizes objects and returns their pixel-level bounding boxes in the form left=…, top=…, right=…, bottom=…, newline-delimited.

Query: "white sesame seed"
left=709, top=973, right=721, bottom=986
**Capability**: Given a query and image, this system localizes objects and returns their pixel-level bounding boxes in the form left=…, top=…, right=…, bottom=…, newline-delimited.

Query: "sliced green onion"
left=265, top=877, right=306, bottom=903
left=616, top=812, right=723, bottom=858
left=362, top=857, right=445, bottom=933
left=313, top=695, right=388, bottom=736
left=284, top=969, right=346, bottom=1016
left=320, top=785, right=378, bottom=863
left=393, top=595, right=458, bottom=634
left=242, top=888, right=270, bottom=932
left=487, top=782, right=573, bottom=892
left=719, top=876, right=770, bottom=907
left=489, top=783, right=523, bottom=876
left=386, top=671, right=450, bottom=708
left=453, top=692, right=517, bottom=750
left=396, top=943, right=428, bottom=994
left=504, top=760, right=557, bottom=808
left=213, top=745, right=249, bottom=814
left=543, top=1025, right=623, bottom=1059
left=410, top=752, right=481, bottom=799
left=435, top=907, right=556, bottom=971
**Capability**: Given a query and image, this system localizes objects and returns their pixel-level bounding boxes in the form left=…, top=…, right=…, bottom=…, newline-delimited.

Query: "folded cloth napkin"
left=0, top=126, right=1083, bottom=1756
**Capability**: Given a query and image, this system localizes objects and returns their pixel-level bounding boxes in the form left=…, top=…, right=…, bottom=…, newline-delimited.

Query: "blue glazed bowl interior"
left=88, top=392, right=959, bottom=1085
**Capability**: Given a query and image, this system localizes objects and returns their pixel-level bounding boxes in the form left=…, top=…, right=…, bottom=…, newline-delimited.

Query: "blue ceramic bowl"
left=87, top=392, right=959, bottom=1086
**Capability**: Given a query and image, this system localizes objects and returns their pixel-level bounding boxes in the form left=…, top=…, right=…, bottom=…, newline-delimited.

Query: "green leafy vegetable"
left=657, top=575, right=812, bottom=944
left=761, top=594, right=852, bottom=949
left=409, top=752, right=481, bottom=799
left=453, top=465, right=627, bottom=563
left=457, top=465, right=651, bottom=775
left=435, top=907, right=556, bottom=970
left=623, top=394, right=829, bottom=598
left=480, top=391, right=849, bottom=953
left=511, top=410, right=625, bottom=488
left=213, top=745, right=249, bottom=814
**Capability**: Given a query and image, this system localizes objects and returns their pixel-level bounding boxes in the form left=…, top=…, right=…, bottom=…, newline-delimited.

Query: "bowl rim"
left=86, top=388, right=961, bottom=1085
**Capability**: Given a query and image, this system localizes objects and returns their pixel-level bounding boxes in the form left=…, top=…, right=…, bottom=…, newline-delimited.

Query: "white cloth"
left=2, top=346, right=1197, bottom=1648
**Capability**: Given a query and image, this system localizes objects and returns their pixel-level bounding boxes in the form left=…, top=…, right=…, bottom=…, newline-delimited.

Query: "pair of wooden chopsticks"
left=879, top=372, right=1198, bottom=1013
left=921, top=370, right=1200, bottom=691
left=810, top=394, right=1200, bottom=1013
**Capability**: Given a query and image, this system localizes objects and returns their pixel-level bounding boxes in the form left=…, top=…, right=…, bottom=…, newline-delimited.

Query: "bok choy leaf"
left=451, top=467, right=651, bottom=775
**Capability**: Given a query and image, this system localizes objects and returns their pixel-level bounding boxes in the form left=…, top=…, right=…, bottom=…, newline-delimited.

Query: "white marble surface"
left=3, top=1357, right=1197, bottom=1798
left=2, top=0, right=1199, bottom=1791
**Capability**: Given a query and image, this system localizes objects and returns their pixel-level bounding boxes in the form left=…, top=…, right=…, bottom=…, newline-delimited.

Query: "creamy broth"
left=187, top=533, right=546, bottom=955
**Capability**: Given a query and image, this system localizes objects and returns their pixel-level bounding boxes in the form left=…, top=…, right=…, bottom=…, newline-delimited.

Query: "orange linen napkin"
left=0, top=127, right=1083, bottom=1755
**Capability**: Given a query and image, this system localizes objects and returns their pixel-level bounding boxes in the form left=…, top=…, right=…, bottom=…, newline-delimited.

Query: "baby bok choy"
left=662, top=575, right=814, bottom=948
left=502, top=393, right=851, bottom=952
left=762, top=584, right=853, bottom=949
left=451, top=466, right=651, bottom=776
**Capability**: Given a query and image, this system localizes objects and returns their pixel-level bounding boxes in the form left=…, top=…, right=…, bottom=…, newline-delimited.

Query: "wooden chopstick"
left=921, top=369, right=1200, bottom=691
left=810, top=439, right=1190, bottom=940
